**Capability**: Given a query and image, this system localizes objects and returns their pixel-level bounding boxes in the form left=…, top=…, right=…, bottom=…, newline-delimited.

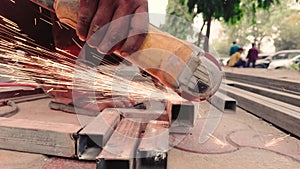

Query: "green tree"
left=213, top=0, right=299, bottom=56
left=160, top=0, right=195, bottom=41
left=274, top=13, right=300, bottom=50
left=182, top=0, right=280, bottom=52
left=220, top=0, right=293, bottom=50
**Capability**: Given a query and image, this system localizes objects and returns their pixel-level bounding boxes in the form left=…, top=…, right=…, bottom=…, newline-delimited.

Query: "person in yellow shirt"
left=227, top=48, right=246, bottom=67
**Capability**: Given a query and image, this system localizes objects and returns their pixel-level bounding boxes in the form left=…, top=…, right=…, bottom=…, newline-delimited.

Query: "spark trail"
left=0, top=14, right=184, bottom=102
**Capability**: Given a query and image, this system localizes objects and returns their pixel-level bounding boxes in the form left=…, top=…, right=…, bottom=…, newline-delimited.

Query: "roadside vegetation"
left=160, top=0, right=300, bottom=55
left=161, top=0, right=300, bottom=71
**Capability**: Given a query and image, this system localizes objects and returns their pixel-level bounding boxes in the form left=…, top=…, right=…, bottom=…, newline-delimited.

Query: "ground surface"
left=0, top=98, right=299, bottom=169
left=0, top=68, right=300, bottom=169
left=224, top=67, right=300, bottom=81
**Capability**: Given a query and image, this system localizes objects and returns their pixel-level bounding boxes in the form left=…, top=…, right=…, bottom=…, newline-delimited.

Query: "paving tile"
left=228, top=130, right=300, bottom=161
left=43, top=157, right=96, bottom=169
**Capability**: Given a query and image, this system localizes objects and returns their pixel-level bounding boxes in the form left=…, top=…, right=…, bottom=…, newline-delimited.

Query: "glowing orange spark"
left=72, top=38, right=82, bottom=49
left=39, top=18, right=53, bottom=26
left=208, top=134, right=228, bottom=147
left=56, top=21, right=63, bottom=29
left=46, top=88, right=54, bottom=93
left=265, top=134, right=290, bottom=147
left=0, top=14, right=184, bottom=103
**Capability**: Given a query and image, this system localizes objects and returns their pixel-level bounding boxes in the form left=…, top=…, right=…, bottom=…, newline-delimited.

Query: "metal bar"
left=115, top=108, right=169, bottom=122
left=166, top=101, right=194, bottom=134
left=0, top=117, right=81, bottom=157
left=49, top=101, right=100, bottom=116
left=225, top=85, right=300, bottom=137
left=0, top=88, right=44, bottom=100
left=225, top=72, right=300, bottom=95
left=77, top=109, right=120, bottom=160
left=166, top=101, right=195, bottom=127
left=96, top=119, right=141, bottom=169
left=208, top=92, right=237, bottom=112
left=224, top=79, right=300, bottom=107
left=136, top=123, right=169, bottom=169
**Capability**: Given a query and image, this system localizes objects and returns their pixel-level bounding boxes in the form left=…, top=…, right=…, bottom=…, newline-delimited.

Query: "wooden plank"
left=208, top=92, right=237, bottom=112
left=77, top=109, right=121, bottom=160
left=96, top=119, right=141, bottom=169
left=0, top=118, right=81, bottom=157
left=225, top=85, right=300, bottom=137
left=223, top=80, right=300, bottom=107
left=225, top=72, right=300, bottom=95
left=136, top=123, right=169, bottom=169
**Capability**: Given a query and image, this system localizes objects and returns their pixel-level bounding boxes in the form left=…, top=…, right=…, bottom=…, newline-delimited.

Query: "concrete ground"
left=223, top=67, right=300, bottom=81
left=169, top=148, right=299, bottom=169
left=0, top=98, right=299, bottom=169
left=168, top=102, right=300, bottom=169
left=0, top=68, right=299, bottom=169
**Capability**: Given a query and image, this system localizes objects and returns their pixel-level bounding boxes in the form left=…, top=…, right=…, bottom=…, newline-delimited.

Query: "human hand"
left=76, top=0, right=149, bottom=57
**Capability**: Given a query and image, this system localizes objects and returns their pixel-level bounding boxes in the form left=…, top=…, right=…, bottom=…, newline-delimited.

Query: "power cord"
left=0, top=100, right=18, bottom=117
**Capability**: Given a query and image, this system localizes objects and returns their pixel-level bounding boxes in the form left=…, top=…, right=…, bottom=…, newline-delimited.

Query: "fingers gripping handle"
left=53, top=0, right=194, bottom=87
left=53, top=0, right=221, bottom=101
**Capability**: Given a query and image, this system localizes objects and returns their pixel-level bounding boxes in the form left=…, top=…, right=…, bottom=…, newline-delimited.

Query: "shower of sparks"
left=0, top=14, right=184, bottom=103
left=208, top=134, right=228, bottom=147
left=39, top=17, right=53, bottom=26
left=72, top=38, right=82, bottom=49
left=265, top=135, right=290, bottom=147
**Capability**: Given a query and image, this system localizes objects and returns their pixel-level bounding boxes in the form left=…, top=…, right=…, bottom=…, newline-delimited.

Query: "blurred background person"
left=229, top=41, right=240, bottom=57
left=227, top=48, right=246, bottom=68
left=246, top=43, right=259, bottom=68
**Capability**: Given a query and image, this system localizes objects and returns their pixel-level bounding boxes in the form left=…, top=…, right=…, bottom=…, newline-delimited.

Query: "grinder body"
left=31, top=0, right=222, bottom=101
